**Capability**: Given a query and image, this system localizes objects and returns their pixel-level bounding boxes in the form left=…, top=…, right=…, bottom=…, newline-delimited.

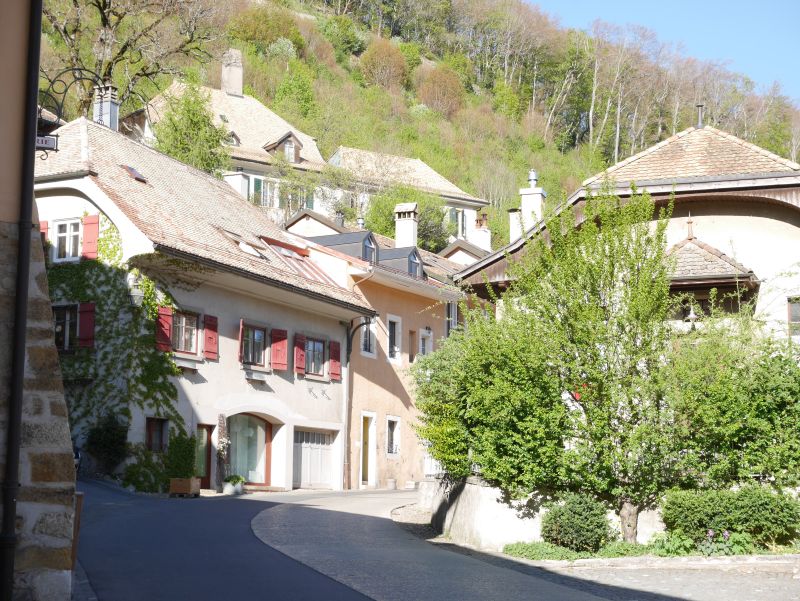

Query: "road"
left=77, top=480, right=799, bottom=601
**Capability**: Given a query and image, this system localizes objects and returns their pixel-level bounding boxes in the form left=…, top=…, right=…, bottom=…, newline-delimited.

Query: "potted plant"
left=166, top=431, right=200, bottom=497
left=223, top=474, right=246, bottom=495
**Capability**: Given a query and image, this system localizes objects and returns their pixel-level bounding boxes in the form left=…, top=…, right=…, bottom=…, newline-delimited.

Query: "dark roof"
left=307, top=231, right=373, bottom=246
left=379, top=247, right=418, bottom=260
left=440, top=239, right=489, bottom=260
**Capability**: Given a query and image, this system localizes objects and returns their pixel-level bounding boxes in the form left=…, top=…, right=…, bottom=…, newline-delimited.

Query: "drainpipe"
left=2, top=0, right=44, bottom=597
left=341, top=316, right=372, bottom=490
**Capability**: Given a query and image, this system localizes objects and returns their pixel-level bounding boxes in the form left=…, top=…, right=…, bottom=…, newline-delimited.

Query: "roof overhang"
left=365, top=265, right=461, bottom=301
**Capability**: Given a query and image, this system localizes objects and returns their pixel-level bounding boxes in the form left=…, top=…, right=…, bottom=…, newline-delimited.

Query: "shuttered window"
left=271, top=329, right=288, bottom=371
left=242, top=325, right=267, bottom=366
left=172, top=312, right=198, bottom=354
left=53, top=220, right=80, bottom=262
left=294, top=334, right=306, bottom=374
left=329, top=341, right=341, bottom=381
left=78, top=302, right=96, bottom=348
left=81, top=214, right=99, bottom=259
left=203, top=315, right=218, bottom=360
left=305, top=338, right=324, bottom=376
left=155, top=306, right=173, bottom=351
left=53, top=305, right=78, bottom=351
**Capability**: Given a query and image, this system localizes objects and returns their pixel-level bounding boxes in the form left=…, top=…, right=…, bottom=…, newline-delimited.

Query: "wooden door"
left=195, top=425, right=213, bottom=489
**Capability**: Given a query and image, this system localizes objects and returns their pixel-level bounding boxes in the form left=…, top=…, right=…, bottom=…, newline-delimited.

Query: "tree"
left=274, top=60, right=316, bottom=118
left=414, top=190, right=677, bottom=542
left=227, top=4, right=306, bottom=56
left=154, top=82, right=230, bottom=177
left=419, top=67, right=464, bottom=117
left=320, top=15, right=365, bottom=62
left=364, top=186, right=453, bottom=252
left=41, top=0, right=218, bottom=116
left=360, top=38, right=407, bottom=89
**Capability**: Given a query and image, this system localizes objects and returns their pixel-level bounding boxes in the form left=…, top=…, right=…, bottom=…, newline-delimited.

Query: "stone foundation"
left=0, top=221, right=74, bottom=600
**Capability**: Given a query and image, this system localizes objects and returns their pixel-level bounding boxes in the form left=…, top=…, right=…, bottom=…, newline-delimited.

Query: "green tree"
left=154, top=82, right=230, bottom=177
left=321, top=15, right=365, bottom=62
left=364, top=186, right=453, bottom=252
left=227, top=4, right=306, bottom=55
left=414, top=190, right=677, bottom=542
left=492, top=81, right=521, bottom=120
left=274, top=60, right=316, bottom=118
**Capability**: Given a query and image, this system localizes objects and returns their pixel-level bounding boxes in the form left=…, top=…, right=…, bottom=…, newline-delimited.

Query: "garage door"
left=292, top=430, right=334, bottom=489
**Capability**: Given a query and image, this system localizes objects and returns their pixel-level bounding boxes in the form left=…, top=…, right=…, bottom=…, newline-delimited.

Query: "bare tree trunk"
left=614, top=87, right=622, bottom=163
left=620, top=501, right=640, bottom=544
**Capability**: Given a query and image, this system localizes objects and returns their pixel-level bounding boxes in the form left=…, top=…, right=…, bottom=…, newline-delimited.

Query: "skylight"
left=121, top=165, right=147, bottom=183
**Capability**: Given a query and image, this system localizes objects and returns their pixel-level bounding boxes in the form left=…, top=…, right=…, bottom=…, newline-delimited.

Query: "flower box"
left=169, top=477, right=200, bottom=497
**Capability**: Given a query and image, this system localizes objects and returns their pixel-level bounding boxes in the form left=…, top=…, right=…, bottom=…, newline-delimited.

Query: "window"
left=387, top=316, right=401, bottom=361
left=284, top=139, right=295, bottom=162
left=242, top=325, right=267, bottom=366
left=790, top=298, right=800, bottom=336
left=460, top=211, right=467, bottom=238
left=363, top=237, right=376, bottom=264
left=251, top=177, right=277, bottom=207
left=409, top=254, right=421, bottom=278
left=171, top=312, right=198, bottom=354
left=360, top=317, right=376, bottom=357
left=305, top=337, right=325, bottom=375
left=146, top=417, right=168, bottom=452
left=419, top=328, right=432, bottom=357
left=387, top=417, right=400, bottom=455
left=53, top=305, right=78, bottom=351
left=54, top=219, right=80, bottom=262
left=446, top=302, right=458, bottom=336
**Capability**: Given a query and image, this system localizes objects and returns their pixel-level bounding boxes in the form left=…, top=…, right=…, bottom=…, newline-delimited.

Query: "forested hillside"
left=40, top=0, right=800, bottom=244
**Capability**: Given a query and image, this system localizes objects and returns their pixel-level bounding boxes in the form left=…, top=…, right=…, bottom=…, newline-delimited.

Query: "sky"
left=531, top=0, right=800, bottom=102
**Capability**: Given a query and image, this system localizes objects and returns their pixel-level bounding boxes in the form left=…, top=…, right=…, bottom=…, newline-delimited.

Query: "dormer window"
left=284, top=139, right=295, bottom=162
left=363, top=237, right=376, bottom=264
left=409, top=253, right=421, bottom=278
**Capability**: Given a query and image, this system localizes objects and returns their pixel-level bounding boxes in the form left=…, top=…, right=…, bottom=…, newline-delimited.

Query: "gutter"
left=34, top=169, right=94, bottom=183
left=154, top=244, right=376, bottom=318
left=2, top=1, right=43, bottom=597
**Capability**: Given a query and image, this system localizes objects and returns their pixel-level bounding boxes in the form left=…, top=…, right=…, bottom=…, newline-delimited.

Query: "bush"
left=662, top=487, right=800, bottom=546
left=320, top=15, right=364, bottom=62
left=85, top=413, right=129, bottom=474
left=274, top=60, right=316, bottom=118
left=399, top=42, right=421, bottom=72
left=227, top=5, right=305, bottom=55
left=360, top=38, right=406, bottom=89
left=224, top=474, right=246, bottom=485
left=122, top=444, right=167, bottom=493
left=504, top=541, right=589, bottom=561
left=594, top=541, right=651, bottom=558
left=163, top=431, right=196, bottom=479
left=649, top=531, right=695, bottom=557
left=541, top=493, right=612, bottom=552
left=418, top=66, right=463, bottom=117
left=696, top=530, right=754, bottom=556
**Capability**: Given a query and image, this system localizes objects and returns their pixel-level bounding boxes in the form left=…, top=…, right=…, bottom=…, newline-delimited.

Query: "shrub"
left=399, top=42, right=421, bottom=72
left=85, top=413, right=129, bottom=474
left=492, top=81, right=521, bottom=119
left=418, top=66, right=463, bottom=117
left=163, top=431, right=196, bottom=479
left=541, top=493, right=612, bottom=552
left=122, top=444, right=167, bottom=493
left=224, top=474, right=246, bottom=485
left=696, top=530, right=754, bottom=556
left=595, top=541, right=651, bottom=558
left=321, top=15, right=365, bottom=62
left=504, top=541, right=589, bottom=561
left=662, top=487, right=800, bottom=547
left=227, top=5, right=305, bottom=55
left=360, top=38, right=406, bottom=89
left=649, top=531, right=695, bottom=557
left=274, top=60, right=316, bottom=118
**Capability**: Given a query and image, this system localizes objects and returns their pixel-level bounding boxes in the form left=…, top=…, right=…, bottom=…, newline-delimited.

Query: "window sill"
left=243, top=365, right=271, bottom=381
left=302, top=372, right=329, bottom=383
left=360, top=351, right=377, bottom=360
left=174, top=355, right=203, bottom=370
left=387, top=452, right=400, bottom=459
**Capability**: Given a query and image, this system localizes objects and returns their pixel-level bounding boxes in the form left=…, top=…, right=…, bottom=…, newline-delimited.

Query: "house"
left=291, top=206, right=463, bottom=489
left=122, top=49, right=491, bottom=252
left=456, top=123, right=800, bottom=337
left=35, top=104, right=376, bottom=492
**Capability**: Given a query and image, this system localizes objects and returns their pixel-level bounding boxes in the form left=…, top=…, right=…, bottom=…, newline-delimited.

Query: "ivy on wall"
left=47, top=216, right=183, bottom=438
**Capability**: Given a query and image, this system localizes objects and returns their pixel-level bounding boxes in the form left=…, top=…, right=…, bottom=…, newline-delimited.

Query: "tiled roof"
left=329, top=146, right=485, bottom=204
left=667, top=235, right=755, bottom=280
left=139, top=82, right=326, bottom=167
left=35, top=118, right=371, bottom=312
left=584, top=126, right=800, bottom=186
left=440, top=239, right=489, bottom=260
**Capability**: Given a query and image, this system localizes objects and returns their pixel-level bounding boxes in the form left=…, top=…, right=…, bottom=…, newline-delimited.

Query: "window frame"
left=408, top=253, right=421, bottom=278
left=418, top=328, right=433, bottom=358
left=304, top=336, right=326, bottom=376
left=52, top=218, right=81, bottom=263
left=145, top=417, right=169, bottom=453
left=386, top=416, right=400, bottom=457
left=387, top=314, right=402, bottom=364
left=171, top=311, right=199, bottom=355
left=52, top=303, right=79, bottom=352
left=790, top=297, right=800, bottom=337
left=241, top=323, right=268, bottom=367
left=284, top=139, right=296, bottom=163
left=363, top=237, right=377, bottom=264
left=360, top=317, right=377, bottom=359
left=250, top=176, right=277, bottom=208
left=445, top=301, right=458, bottom=337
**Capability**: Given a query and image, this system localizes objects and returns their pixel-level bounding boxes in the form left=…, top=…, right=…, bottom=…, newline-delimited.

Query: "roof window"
left=121, top=165, right=147, bottom=183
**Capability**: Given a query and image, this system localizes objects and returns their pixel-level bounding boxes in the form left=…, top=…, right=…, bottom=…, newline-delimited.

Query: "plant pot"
left=169, top=477, right=200, bottom=497
left=222, top=482, right=244, bottom=495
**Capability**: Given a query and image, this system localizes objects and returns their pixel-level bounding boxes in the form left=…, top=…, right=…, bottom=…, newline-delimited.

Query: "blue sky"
left=531, top=0, right=800, bottom=101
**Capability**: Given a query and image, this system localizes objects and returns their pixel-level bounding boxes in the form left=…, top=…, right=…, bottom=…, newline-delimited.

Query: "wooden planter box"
left=169, top=477, right=200, bottom=497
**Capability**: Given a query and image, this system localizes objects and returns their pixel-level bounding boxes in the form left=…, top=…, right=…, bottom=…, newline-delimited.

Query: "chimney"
left=394, top=202, right=418, bottom=248
left=508, top=208, right=522, bottom=243
left=334, top=211, right=345, bottom=227
left=519, top=169, right=546, bottom=232
left=221, top=48, right=244, bottom=97
left=467, top=212, right=492, bottom=251
left=696, top=104, right=705, bottom=128
left=92, top=84, right=119, bottom=131
left=356, top=216, right=365, bottom=229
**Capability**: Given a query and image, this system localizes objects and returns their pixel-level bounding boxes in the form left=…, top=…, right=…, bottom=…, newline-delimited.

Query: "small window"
left=172, top=312, right=198, bottom=354
left=387, top=418, right=399, bottom=455
left=284, top=139, right=295, bottom=162
left=242, top=325, right=267, bottom=366
left=419, top=329, right=432, bottom=357
left=409, top=254, right=421, bottom=278
left=361, top=318, right=376, bottom=357
left=304, top=189, right=314, bottom=210
left=387, top=317, right=400, bottom=361
left=54, top=219, right=81, bottom=262
left=53, top=305, right=78, bottom=352
left=446, top=302, right=458, bottom=336
left=146, top=417, right=168, bottom=452
left=305, top=337, right=325, bottom=375
left=363, top=237, right=376, bottom=264
left=251, top=177, right=277, bottom=207
left=790, top=298, right=800, bottom=336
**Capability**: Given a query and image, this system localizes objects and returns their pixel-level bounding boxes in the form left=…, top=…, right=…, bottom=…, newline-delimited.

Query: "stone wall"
left=419, top=476, right=665, bottom=552
left=1, top=221, right=75, bottom=600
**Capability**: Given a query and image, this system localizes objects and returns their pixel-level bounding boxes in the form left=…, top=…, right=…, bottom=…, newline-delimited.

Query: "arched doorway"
left=227, top=413, right=273, bottom=485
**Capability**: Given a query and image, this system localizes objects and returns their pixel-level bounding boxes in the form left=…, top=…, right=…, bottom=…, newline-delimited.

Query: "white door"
left=292, top=429, right=334, bottom=489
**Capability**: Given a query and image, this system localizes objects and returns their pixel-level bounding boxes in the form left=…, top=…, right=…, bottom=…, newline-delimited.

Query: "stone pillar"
left=0, top=221, right=75, bottom=600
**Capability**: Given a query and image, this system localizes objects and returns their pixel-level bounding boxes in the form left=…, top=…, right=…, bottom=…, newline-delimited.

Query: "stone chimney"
left=356, top=216, right=365, bottom=229
left=508, top=208, right=522, bottom=243
left=468, top=212, right=492, bottom=251
left=92, top=84, right=119, bottom=131
left=394, top=202, right=418, bottom=248
left=519, top=169, right=546, bottom=232
left=221, top=48, right=244, bottom=97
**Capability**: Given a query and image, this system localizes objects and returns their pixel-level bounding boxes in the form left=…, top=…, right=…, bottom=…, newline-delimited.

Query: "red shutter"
left=329, top=340, right=341, bottom=381
left=203, top=315, right=218, bottom=360
left=294, top=334, right=306, bottom=374
left=81, top=214, right=100, bottom=259
left=271, top=329, right=288, bottom=371
left=39, top=220, right=48, bottom=249
left=237, top=319, right=244, bottom=363
left=78, top=303, right=95, bottom=348
left=155, top=306, right=173, bottom=351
